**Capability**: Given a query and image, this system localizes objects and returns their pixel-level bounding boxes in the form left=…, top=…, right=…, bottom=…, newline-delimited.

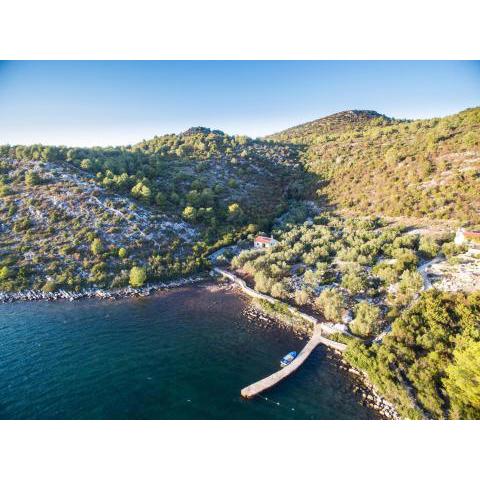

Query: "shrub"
left=341, top=271, right=367, bottom=294
left=294, top=288, right=310, bottom=306
left=42, top=280, right=57, bottom=293
left=271, top=281, right=288, bottom=299
left=25, top=171, right=41, bottom=187
left=315, top=288, right=345, bottom=323
left=391, top=248, right=418, bottom=272
left=442, top=241, right=466, bottom=259
left=0, top=266, right=11, bottom=281
left=395, top=269, right=424, bottom=305
left=350, top=302, right=381, bottom=337
left=254, top=271, right=274, bottom=294
left=373, top=261, right=399, bottom=285
left=91, top=238, right=104, bottom=256
left=419, top=236, right=440, bottom=259
left=129, top=266, right=147, bottom=287
left=444, top=340, right=480, bottom=419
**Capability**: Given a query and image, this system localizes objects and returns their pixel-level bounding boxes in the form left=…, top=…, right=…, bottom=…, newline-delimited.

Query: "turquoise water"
left=0, top=284, right=379, bottom=419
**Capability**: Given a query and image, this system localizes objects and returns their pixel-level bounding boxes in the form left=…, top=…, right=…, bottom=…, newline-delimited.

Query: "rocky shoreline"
left=0, top=274, right=208, bottom=304
left=333, top=352, right=400, bottom=419
left=226, top=282, right=400, bottom=419
left=242, top=302, right=310, bottom=339
left=2, top=272, right=401, bottom=419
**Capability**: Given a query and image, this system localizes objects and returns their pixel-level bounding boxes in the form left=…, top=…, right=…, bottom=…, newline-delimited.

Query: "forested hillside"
left=0, top=129, right=310, bottom=292
left=268, top=107, right=480, bottom=225
left=1, top=106, right=480, bottom=418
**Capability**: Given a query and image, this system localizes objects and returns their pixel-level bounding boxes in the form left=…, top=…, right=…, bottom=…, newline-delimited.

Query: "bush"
left=271, top=281, right=288, bottom=299
left=399, top=269, right=423, bottom=291
left=372, top=261, right=399, bottom=285
left=42, top=280, right=57, bottom=293
left=0, top=266, right=11, bottom=282
left=294, top=289, right=310, bottom=306
left=254, top=271, right=274, bottom=294
left=391, top=248, right=418, bottom=272
left=315, top=288, right=345, bottom=323
left=442, top=241, right=466, bottom=259
left=350, top=302, right=381, bottom=337
left=25, top=171, right=41, bottom=187
left=444, top=340, right=480, bottom=419
left=129, top=266, right=147, bottom=287
left=91, top=238, right=104, bottom=256
left=419, top=236, right=440, bottom=259
left=341, top=271, right=367, bottom=294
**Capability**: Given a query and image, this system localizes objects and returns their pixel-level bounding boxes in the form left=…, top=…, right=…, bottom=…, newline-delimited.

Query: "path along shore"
left=0, top=266, right=400, bottom=418
left=213, top=267, right=400, bottom=419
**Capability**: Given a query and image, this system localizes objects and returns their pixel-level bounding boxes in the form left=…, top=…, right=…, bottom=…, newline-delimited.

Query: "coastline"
left=0, top=274, right=209, bottom=304
left=0, top=268, right=400, bottom=419
left=238, top=283, right=400, bottom=419
left=213, top=267, right=401, bottom=419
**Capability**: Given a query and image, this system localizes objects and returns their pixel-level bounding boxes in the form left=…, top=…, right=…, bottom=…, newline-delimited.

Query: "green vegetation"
left=345, top=290, right=480, bottom=419
left=129, top=266, right=147, bottom=287
left=230, top=207, right=480, bottom=418
left=350, top=302, right=381, bottom=337
left=0, top=127, right=309, bottom=292
left=315, top=288, right=345, bottom=322
left=269, top=107, right=480, bottom=224
left=231, top=213, right=441, bottom=330
left=1, top=107, right=479, bottom=419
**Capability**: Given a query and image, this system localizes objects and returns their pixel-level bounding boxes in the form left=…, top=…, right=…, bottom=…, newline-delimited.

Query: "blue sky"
left=0, top=61, right=479, bottom=147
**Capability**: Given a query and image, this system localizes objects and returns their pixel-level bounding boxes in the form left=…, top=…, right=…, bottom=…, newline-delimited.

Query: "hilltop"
left=1, top=107, right=479, bottom=419
left=268, top=107, right=480, bottom=225
left=266, top=110, right=390, bottom=144
left=0, top=107, right=479, bottom=294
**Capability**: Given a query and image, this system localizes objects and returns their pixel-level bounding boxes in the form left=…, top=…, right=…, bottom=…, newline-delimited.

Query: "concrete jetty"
left=241, top=324, right=346, bottom=399
left=212, top=267, right=348, bottom=399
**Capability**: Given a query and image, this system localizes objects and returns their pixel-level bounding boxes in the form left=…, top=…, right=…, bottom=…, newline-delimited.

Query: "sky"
left=0, top=61, right=479, bottom=147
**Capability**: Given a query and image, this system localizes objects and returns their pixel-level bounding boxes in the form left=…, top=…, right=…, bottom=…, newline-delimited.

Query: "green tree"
left=419, top=236, right=440, bottom=259
left=80, top=158, right=92, bottom=170
left=294, top=288, right=310, bottom=306
left=155, top=192, right=167, bottom=208
left=227, top=203, right=244, bottom=224
left=42, top=280, right=57, bottom=293
left=131, top=182, right=152, bottom=202
left=341, top=271, right=367, bottom=294
left=129, top=266, right=147, bottom=287
left=444, top=341, right=480, bottom=419
left=0, top=184, right=12, bottom=197
left=271, top=281, right=288, bottom=299
left=398, top=269, right=423, bottom=297
left=442, top=242, right=466, bottom=259
left=254, top=271, right=274, bottom=294
left=91, top=238, right=104, bottom=256
left=0, top=266, right=11, bottom=281
left=25, top=171, right=41, bottom=187
left=350, top=302, right=381, bottom=337
left=182, top=206, right=197, bottom=222
left=315, top=288, right=345, bottom=323
left=118, top=247, right=127, bottom=259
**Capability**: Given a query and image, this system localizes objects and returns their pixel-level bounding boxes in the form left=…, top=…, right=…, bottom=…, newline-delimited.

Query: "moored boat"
left=280, top=351, right=297, bottom=368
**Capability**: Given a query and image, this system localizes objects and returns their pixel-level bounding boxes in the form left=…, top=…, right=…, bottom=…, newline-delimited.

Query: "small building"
left=254, top=235, right=278, bottom=249
left=454, top=228, right=480, bottom=248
